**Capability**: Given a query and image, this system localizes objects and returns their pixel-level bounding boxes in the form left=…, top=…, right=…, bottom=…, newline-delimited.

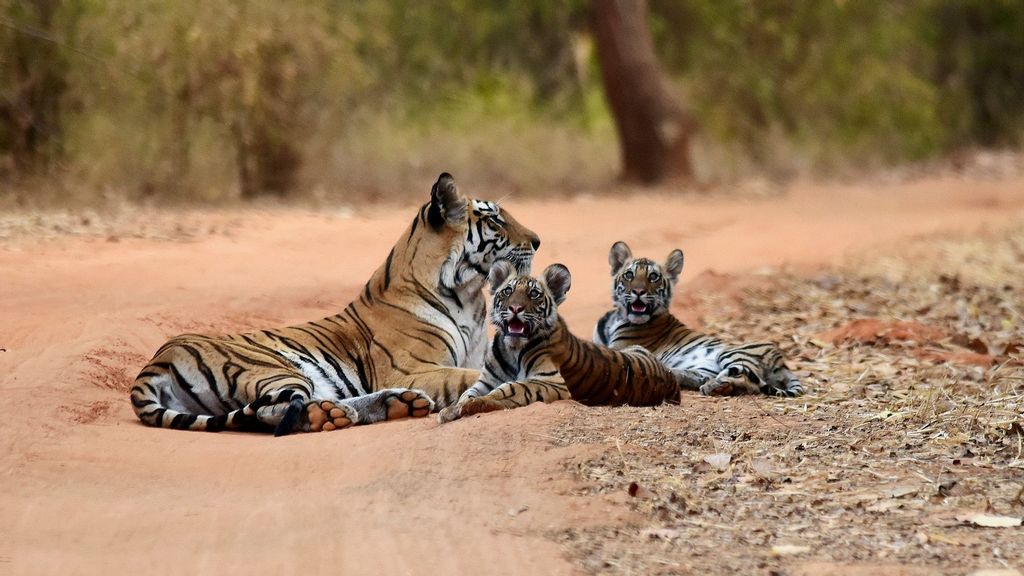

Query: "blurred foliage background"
left=1, top=0, right=1023, bottom=204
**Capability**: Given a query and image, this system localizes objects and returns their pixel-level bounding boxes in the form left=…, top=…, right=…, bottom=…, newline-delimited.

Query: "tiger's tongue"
left=507, top=318, right=526, bottom=334
left=630, top=302, right=647, bottom=313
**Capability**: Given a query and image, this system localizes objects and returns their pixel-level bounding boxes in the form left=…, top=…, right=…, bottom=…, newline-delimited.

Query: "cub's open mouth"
left=629, top=302, right=649, bottom=314
left=505, top=317, right=529, bottom=337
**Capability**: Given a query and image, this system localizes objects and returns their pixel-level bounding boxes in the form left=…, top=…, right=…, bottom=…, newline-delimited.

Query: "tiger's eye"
left=528, top=289, right=541, bottom=299
left=649, top=272, right=660, bottom=282
left=623, top=271, right=634, bottom=281
left=502, top=286, right=513, bottom=296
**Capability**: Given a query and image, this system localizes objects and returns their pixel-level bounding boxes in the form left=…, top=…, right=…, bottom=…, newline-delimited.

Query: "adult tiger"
left=593, top=241, right=804, bottom=397
left=438, top=261, right=681, bottom=422
left=130, top=173, right=540, bottom=435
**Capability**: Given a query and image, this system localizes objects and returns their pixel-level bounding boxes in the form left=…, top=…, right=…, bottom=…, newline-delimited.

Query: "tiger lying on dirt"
left=594, top=241, right=804, bottom=397
left=130, top=173, right=541, bottom=435
left=438, top=260, right=682, bottom=422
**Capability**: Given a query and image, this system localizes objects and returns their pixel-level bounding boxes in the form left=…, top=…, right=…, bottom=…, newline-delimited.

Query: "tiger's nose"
left=509, top=305, right=524, bottom=314
left=632, top=289, right=646, bottom=296
left=530, top=237, right=541, bottom=251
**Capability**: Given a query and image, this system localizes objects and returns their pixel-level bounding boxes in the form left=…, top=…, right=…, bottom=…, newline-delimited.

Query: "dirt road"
left=2, top=176, right=1022, bottom=575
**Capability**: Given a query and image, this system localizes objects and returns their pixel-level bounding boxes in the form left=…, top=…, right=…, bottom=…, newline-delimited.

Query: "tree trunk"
left=591, top=0, right=696, bottom=184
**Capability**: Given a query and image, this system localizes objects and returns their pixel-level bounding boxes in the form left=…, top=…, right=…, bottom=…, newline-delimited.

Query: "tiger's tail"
left=129, top=376, right=307, bottom=436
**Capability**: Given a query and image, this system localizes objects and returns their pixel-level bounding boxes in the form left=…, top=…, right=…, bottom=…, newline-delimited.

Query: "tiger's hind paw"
left=304, top=400, right=358, bottom=432
left=385, top=389, right=434, bottom=420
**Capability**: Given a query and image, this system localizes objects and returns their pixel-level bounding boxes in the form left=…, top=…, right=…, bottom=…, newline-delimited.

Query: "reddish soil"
left=1, top=176, right=1023, bottom=575
left=820, top=319, right=950, bottom=346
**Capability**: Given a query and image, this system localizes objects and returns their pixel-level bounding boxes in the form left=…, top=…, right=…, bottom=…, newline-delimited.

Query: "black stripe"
left=180, top=343, right=235, bottom=413
left=383, top=247, right=395, bottom=290
left=168, top=363, right=214, bottom=414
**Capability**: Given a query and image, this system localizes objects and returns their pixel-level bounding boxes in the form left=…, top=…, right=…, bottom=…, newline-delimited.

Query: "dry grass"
left=550, top=226, right=1024, bottom=575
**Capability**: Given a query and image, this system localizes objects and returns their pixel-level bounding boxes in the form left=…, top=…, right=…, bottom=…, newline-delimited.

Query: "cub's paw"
left=766, top=382, right=805, bottom=397
left=700, top=378, right=734, bottom=396
left=437, top=403, right=462, bottom=424
left=458, top=396, right=504, bottom=418
left=304, top=400, right=359, bottom=432
left=702, top=366, right=760, bottom=396
left=384, top=389, right=434, bottom=420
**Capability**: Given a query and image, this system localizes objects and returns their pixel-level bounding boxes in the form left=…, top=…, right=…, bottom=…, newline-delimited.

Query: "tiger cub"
left=439, top=261, right=681, bottom=422
left=594, top=241, right=804, bottom=397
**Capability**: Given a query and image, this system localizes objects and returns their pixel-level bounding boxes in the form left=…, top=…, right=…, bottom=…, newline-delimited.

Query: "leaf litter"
left=549, top=225, right=1024, bottom=576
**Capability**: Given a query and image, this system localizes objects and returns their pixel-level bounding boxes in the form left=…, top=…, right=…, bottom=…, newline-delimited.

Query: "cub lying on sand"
left=594, top=241, right=804, bottom=397
left=439, top=261, right=682, bottom=422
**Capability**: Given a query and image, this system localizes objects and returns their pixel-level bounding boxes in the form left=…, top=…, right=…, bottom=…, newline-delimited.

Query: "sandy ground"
left=2, top=176, right=1023, bottom=575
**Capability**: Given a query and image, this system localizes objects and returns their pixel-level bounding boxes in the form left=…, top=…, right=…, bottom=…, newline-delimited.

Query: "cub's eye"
left=623, top=271, right=634, bottom=281
left=528, top=289, right=541, bottom=299
left=502, top=286, right=513, bottom=296
left=648, top=272, right=661, bottom=282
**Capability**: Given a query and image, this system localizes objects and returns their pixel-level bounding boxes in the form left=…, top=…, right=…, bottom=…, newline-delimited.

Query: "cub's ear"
left=542, top=263, right=572, bottom=305
left=488, top=260, right=516, bottom=292
left=428, top=172, right=468, bottom=229
left=665, top=249, right=685, bottom=284
left=609, top=241, right=632, bottom=275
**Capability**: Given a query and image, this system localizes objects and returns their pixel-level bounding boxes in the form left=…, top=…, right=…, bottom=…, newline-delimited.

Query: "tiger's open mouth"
left=629, top=301, right=650, bottom=314
left=504, top=317, right=531, bottom=338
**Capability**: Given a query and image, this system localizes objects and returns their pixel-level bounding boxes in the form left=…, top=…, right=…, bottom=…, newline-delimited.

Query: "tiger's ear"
left=542, top=263, right=572, bottom=305
left=488, top=260, right=516, bottom=292
left=665, top=249, right=685, bottom=284
left=609, top=241, right=632, bottom=275
left=428, top=172, right=468, bottom=229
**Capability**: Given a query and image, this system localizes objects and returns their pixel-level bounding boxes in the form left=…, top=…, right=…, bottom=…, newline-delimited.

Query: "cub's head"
left=607, top=241, right=684, bottom=325
left=487, top=260, right=571, bottom=349
left=426, top=173, right=540, bottom=289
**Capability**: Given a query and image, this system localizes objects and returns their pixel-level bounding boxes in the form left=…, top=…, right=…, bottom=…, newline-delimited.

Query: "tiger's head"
left=607, top=241, right=684, bottom=325
left=422, top=173, right=540, bottom=293
left=487, top=260, right=571, bottom=350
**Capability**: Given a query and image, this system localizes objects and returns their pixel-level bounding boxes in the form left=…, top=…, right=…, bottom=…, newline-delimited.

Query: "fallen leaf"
left=642, top=528, right=683, bottom=541
left=951, top=333, right=990, bottom=355
left=926, top=532, right=968, bottom=546
left=750, top=457, right=774, bottom=476
left=627, top=481, right=654, bottom=498
left=770, top=544, right=811, bottom=556
left=866, top=500, right=902, bottom=513
left=704, top=453, right=732, bottom=471
left=886, top=485, right=919, bottom=498
left=507, top=505, right=529, bottom=517
left=956, top=512, right=1023, bottom=528
left=808, top=338, right=831, bottom=349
